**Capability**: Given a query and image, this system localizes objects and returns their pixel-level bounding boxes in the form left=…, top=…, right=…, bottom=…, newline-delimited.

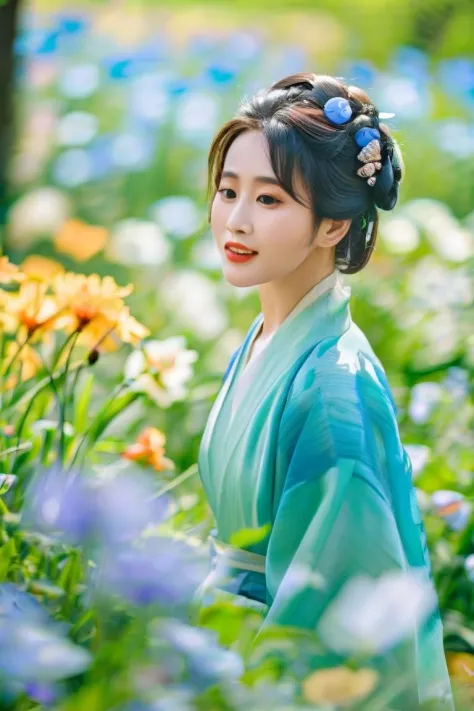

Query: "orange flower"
left=21, top=255, right=65, bottom=281
left=0, top=256, right=25, bottom=284
left=3, top=340, right=42, bottom=388
left=122, top=427, right=175, bottom=472
left=52, top=273, right=148, bottom=349
left=0, top=281, right=61, bottom=338
left=54, top=219, right=108, bottom=262
left=446, top=651, right=474, bottom=685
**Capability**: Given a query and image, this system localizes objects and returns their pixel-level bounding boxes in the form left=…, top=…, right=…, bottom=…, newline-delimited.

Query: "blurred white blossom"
left=160, top=271, right=228, bottom=339
left=53, top=149, right=92, bottom=187
left=381, top=216, right=420, bottom=254
left=56, top=111, right=99, bottom=147
left=318, top=570, right=437, bottom=655
left=404, top=444, right=431, bottom=480
left=58, top=63, right=99, bottom=99
left=125, top=337, right=198, bottom=407
left=107, top=219, right=171, bottom=266
left=408, top=382, right=443, bottom=424
left=403, top=199, right=473, bottom=262
left=150, top=196, right=202, bottom=240
left=7, top=187, right=71, bottom=249
left=176, top=92, right=219, bottom=144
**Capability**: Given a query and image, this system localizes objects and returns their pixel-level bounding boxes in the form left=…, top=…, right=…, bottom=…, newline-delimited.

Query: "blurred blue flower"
left=22, top=466, right=96, bottom=546
left=52, top=149, right=92, bottom=187
left=24, top=680, right=58, bottom=705
left=56, top=13, right=89, bottom=36
left=0, top=618, right=91, bottom=683
left=438, top=58, right=474, bottom=107
left=15, top=29, right=60, bottom=57
left=157, top=619, right=243, bottom=690
left=206, top=63, right=238, bottom=86
left=390, top=46, right=430, bottom=86
left=95, top=472, right=169, bottom=546
left=96, top=536, right=205, bottom=608
left=338, top=60, right=377, bottom=89
left=88, top=134, right=116, bottom=180
left=0, top=584, right=49, bottom=623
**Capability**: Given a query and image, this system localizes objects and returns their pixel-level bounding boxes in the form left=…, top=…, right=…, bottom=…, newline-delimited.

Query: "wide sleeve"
left=258, top=348, right=413, bottom=636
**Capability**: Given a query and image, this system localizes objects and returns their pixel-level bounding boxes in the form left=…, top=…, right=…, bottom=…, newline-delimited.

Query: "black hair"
left=207, top=73, right=404, bottom=274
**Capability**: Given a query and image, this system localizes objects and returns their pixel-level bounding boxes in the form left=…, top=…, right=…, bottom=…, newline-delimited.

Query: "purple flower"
left=24, top=680, right=58, bottom=705
left=22, top=466, right=96, bottom=545
left=95, top=472, right=169, bottom=546
left=95, top=537, right=206, bottom=608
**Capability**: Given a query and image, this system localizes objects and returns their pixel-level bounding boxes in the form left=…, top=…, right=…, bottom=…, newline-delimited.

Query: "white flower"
left=125, top=337, right=198, bottom=408
left=107, top=219, right=171, bottom=266
left=56, top=111, right=99, bottom=147
left=381, top=216, right=420, bottom=254
left=7, top=187, right=71, bottom=249
left=176, top=92, right=219, bottom=144
left=150, top=196, right=202, bottom=239
left=404, top=444, right=431, bottom=480
left=160, top=270, right=228, bottom=340
left=408, top=382, right=443, bottom=424
left=317, top=570, right=437, bottom=656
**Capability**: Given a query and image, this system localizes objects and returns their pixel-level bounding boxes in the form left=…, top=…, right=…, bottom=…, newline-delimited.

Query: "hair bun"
left=372, top=137, right=404, bottom=211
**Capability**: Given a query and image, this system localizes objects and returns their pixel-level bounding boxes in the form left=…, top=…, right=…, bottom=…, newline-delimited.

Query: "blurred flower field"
left=0, top=2, right=473, bottom=709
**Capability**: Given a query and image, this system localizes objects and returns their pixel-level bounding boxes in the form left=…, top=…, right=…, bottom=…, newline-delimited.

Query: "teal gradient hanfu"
left=197, top=270, right=453, bottom=709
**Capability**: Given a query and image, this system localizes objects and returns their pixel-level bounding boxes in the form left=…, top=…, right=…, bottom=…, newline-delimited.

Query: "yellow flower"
left=54, top=219, right=108, bottom=262
left=0, top=256, right=25, bottom=284
left=302, top=666, right=378, bottom=707
left=21, top=255, right=65, bottom=281
left=3, top=341, right=42, bottom=388
left=122, top=427, right=175, bottom=472
left=446, top=651, right=474, bottom=686
left=52, top=272, right=148, bottom=349
left=0, top=281, right=61, bottom=338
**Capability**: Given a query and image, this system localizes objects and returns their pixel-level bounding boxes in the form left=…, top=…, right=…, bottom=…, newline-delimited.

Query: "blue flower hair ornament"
left=323, top=97, right=395, bottom=187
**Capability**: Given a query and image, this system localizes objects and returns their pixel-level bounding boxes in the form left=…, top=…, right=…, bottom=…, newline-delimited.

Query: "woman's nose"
left=225, top=202, right=252, bottom=234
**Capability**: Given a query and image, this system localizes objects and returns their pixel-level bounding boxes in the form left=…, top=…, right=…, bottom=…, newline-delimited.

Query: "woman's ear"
left=313, top=217, right=352, bottom=248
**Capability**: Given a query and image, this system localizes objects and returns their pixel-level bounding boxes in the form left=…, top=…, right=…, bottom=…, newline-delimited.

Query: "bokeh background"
left=0, top=0, right=473, bottom=707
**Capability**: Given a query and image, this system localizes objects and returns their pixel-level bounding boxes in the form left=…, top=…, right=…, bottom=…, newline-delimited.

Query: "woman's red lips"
left=225, top=241, right=258, bottom=253
left=224, top=241, right=258, bottom=263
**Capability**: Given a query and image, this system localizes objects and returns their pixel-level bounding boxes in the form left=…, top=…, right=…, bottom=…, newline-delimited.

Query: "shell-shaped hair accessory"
left=357, top=139, right=382, bottom=164
left=357, top=163, right=376, bottom=178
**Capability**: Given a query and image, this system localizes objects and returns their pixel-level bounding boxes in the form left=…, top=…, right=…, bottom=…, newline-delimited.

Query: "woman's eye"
left=218, top=189, right=280, bottom=206
left=257, top=195, right=280, bottom=206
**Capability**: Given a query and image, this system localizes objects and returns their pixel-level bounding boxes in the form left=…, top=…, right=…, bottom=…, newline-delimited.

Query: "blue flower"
left=22, top=466, right=96, bottom=546
left=95, top=536, right=206, bottom=608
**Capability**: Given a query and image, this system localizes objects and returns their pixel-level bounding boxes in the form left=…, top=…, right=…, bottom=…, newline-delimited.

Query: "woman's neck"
left=257, top=247, right=336, bottom=336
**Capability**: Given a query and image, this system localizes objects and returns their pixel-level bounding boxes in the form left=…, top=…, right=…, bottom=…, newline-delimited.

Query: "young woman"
left=196, top=73, right=453, bottom=709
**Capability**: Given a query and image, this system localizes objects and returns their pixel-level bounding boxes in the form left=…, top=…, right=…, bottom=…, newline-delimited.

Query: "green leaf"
left=0, top=538, right=17, bottom=580
left=86, top=391, right=139, bottom=443
left=74, top=373, right=94, bottom=434
left=0, top=474, right=16, bottom=495
left=230, top=523, right=271, bottom=549
left=58, top=551, right=83, bottom=598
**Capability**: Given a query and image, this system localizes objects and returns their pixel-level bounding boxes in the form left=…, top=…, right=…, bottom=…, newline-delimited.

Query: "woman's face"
left=210, top=130, right=317, bottom=288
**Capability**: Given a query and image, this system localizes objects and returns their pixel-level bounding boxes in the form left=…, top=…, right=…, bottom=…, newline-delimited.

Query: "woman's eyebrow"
left=221, top=170, right=281, bottom=186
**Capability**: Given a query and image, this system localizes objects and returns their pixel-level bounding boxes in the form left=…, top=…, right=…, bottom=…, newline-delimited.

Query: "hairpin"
left=323, top=97, right=352, bottom=125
